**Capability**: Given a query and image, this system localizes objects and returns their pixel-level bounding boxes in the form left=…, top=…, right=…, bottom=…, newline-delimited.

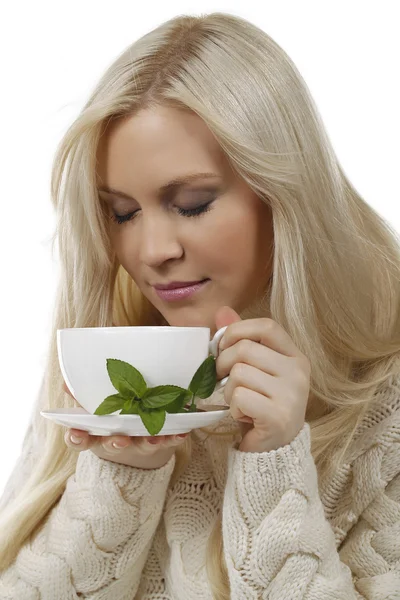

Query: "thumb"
left=215, top=305, right=242, bottom=331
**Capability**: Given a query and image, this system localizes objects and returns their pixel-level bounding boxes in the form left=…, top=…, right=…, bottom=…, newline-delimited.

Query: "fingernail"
left=219, top=336, right=226, bottom=350
left=70, top=434, right=83, bottom=445
left=177, top=433, right=188, bottom=438
left=148, top=438, right=160, bottom=444
left=103, top=445, right=120, bottom=454
left=112, top=441, right=128, bottom=449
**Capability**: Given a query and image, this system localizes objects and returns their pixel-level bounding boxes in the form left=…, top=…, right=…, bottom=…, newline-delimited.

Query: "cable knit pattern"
left=224, top=423, right=359, bottom=598
left=0, top=372, right=400, bottom=599
left=0, top=451, right=176, bottom=599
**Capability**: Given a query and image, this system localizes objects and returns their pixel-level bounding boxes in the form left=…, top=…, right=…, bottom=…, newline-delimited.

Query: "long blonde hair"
left=1, top=12, right=399, bottom=599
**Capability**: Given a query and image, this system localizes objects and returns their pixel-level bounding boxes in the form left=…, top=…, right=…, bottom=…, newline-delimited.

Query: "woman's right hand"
left=62, top=381, right=189, bottom=469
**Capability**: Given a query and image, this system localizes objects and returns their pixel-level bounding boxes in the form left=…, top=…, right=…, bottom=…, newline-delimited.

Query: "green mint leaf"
left=93, top=394, right=125, bottom=415
left=119, top=402, right=139, bottom=415
left=138, top=405, right=166, bottom=435
left=141, top=385, right=188, bottom=409
left=188, top=355, right=217, bottom=399
left=165, top=390, right=193, bottom=413
left=106, top=358, right=147, bottom=397
left=120, top=398, right=140, bottom=414
left=124, top=398, right=134, bottom=411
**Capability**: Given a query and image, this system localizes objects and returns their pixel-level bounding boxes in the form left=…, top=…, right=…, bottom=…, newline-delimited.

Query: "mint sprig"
left=93, top=355, right=218, bottom=435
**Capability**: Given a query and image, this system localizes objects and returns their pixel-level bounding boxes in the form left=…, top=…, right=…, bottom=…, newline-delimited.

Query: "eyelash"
left=110, top=199, right=215, bottom=225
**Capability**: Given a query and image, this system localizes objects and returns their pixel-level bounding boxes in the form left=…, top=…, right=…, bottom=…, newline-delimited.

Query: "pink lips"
left=154, top=279, right=210, bottom=301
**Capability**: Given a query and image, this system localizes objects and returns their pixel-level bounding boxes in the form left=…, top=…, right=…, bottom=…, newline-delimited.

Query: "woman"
left=1, top=11, right=399, bottom=599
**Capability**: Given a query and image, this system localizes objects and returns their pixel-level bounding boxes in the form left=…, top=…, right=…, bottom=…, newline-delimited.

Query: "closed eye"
left=110, top=199, right=215, bottom=225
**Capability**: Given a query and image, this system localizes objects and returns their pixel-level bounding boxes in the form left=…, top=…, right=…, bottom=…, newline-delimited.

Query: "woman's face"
left=96, top=105, right=274, bottom=334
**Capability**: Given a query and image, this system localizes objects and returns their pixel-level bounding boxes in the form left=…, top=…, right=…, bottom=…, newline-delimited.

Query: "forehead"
left=96, top=107, right=231, bottom=189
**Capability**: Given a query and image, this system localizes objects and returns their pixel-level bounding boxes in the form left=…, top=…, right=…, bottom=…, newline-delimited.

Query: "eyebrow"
left=98, top=172, right=221, bottom=202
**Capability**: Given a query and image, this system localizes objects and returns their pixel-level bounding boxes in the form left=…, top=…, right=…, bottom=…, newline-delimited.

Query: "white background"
left=0, top=0, right=399, bottom=495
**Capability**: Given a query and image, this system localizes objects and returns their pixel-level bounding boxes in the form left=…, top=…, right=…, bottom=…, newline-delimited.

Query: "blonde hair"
left=1, top=12, right=399, bottom=599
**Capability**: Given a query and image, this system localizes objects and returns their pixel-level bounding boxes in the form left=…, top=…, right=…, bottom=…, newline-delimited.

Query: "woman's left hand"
left=215, top=306, right=311, bottom=453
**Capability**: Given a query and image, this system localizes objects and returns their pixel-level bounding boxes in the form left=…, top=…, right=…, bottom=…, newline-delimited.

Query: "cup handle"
left=209, top=325, right=229, bottom=390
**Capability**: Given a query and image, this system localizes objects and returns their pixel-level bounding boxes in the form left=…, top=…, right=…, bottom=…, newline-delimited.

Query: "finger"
left=217, top=339, right=289, bottom=380
left=101, top=434, right=164, bottom=455
left=137, top=434, right=188, bottom=451
left=100, top=435, right=134, bottom=454
left=229, top=386, right=275, bottom=423
left=168, top=433, right=190, bottom=446
left=220, top=318, right=301, bottom=358
left=64, top=428, right=89, bottom=450
left=102, top=435, right=133, bottom=451
left=223, top=362, right=276, bottom=402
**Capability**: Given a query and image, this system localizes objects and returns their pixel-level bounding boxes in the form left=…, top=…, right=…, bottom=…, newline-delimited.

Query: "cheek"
left=109, top=230, right=124, bottom=257
left=110, top=230, right=140, bottom=269
left=199, top=209, right=259, bottom=269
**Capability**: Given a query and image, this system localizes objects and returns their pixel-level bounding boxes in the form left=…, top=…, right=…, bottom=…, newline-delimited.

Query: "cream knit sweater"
left=0, top=372, right=400, bottom=599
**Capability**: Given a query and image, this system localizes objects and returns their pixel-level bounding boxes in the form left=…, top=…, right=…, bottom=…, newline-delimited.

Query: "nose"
left=139, top=212, right=183, bottom=268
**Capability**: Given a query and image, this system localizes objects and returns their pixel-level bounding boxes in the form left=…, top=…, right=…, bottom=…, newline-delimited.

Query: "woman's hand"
left=215, top=306, right=311, bottom=453
left=62, top=382, right=188, bottom=469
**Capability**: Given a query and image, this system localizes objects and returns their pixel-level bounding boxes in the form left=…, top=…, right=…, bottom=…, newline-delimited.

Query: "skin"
left=65, top=105, right=275, bottom=459
left=96, top=105, right=274, bottom=337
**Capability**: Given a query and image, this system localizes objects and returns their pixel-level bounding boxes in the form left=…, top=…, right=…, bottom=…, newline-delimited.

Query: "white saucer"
left=40, top=405, right=230, bottom=437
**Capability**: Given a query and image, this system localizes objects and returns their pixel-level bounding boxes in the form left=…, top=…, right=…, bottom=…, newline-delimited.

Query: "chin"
left=164, top=309, right=214, bottom=330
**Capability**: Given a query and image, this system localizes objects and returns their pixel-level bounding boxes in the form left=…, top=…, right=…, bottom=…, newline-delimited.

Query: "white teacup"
left=57, top=325, right=229, bottom=415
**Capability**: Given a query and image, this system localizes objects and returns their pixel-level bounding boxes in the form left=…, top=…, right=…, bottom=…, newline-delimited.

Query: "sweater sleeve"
left=0, top=449, right=176, bottom=600
left=221, top=420, right=400, bottom=599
